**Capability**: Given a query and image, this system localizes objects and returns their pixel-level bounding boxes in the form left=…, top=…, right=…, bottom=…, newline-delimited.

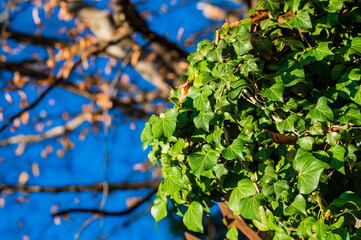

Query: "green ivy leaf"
left=260, top=82, right=284, bottom=102
left=327, top=145, right=346, bottom=174
left=217, top=60, right=238, bottom=77
left=254, top=38, right=273, bottom=54
left=306, top=42, right=334, bottom=61
left=306, top=96, right=334, bottom=123
left=152, top=109, right=179, bottom=138
left=326, top=0, right=347, bottom=13
left=330, top=191, right=361, bottom=210
left=351, top=37, right=361, bottom=55
left=253, top=206, right=269, bottom=231
left=309, top=122, right=324, bottom=135
left=278, top=115, right=298, bottom=132
left=297, top=217, right=316, bottom=238
left=213, top=164, right=228, bottom=179
left=231, top=26, right=252, bottom=55
left=293, top=148, right=328, bottom=194
left=314, top=219, right=330, bottom=240
left=183, top=201, right=204, bottom=233
left=141, top=122, right=153, bottom=150
left=163, top=167, right=187, bottom=194
left=207, top=47, right=222, bottom=62
left=228, top=79, right=249, bottom=100
left=194, top=95, right=211, bottom=112
left=240, top=55, right=259, bottom=73
left=326, top=132, right=341, bottom=146
left=193, top=112, right=214, bottom=132
left=222, top=138, right=245, bottom=160
left=259, top=0, right=280, bottom=13
left=289, top=10, right=312, bottom=29
left=274, top=232, right=294, bottom=240
left=229, top=179, right=257, bottom=214
left=274, top=180, right=289, bottom=201
left=285, top=0, right=301, bottom=12
left=239, top=195, right=261, bottom=221
left=285, top=194, right=307, bottom=216
left=226, top=226, right=238, bottom=240
left=278, top=60, right=305, bottom=87
left=151, top=197, right=168, bottom=222
left=261, top=166, right=278, bottom=184
left=188, top=150, right=219, bottom=177
left=349, top=68, right=361, bottom=80
left=325, top=232, right=344, bottom=240
left=297, top=137, right=315, bottom=151
left=354, top=86, right=361, bottom=105
left=339, top=108, right=361, bottom=125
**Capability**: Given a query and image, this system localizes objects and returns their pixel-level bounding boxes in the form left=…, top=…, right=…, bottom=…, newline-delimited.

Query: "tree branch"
left=64, top=0, right=185, bottom=96
left=0, top=180, right=159, bottom=193
left=218, top=202, right=262, bottom=240
left=113, top=0, right=188, bottom=76
left=52, top=187, right=157, bottom=217
left=3, top=27, right=72, bottom=47
left=0, top=33, right=129, bottom=134
left=0, top=111, right=91, bottom=146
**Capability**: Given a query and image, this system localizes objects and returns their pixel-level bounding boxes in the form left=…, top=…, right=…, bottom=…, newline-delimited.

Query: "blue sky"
left=0, top=0, right=244, bottom=239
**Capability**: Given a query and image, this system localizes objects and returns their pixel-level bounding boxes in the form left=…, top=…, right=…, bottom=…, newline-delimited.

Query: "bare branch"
left=0, top=60, right=49, bottom=80
left=74, top=214, right=101, bottom=240
left=113, top=0, right=188, bottom=76
left=52, top=188, right=157, bottom=217
left=0, top=180, right=159, bottom=193
left=65, top=0, right=185, bottom=96
left=3, top=27, right=72, bottom=47
left=0, top=111, right=90, bottom=146
left=0, top=60, right=154, bottom=119
left=0, top=33, right=129, bottom=134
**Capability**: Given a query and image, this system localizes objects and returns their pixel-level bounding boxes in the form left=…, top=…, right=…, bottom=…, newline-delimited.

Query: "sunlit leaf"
left=293, top=148, right=328, bottom=194
left=183, top=201, right=204, bottom=233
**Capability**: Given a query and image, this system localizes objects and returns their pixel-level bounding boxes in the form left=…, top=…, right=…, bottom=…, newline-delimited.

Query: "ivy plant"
left=142, top=0, right=361, bottom=238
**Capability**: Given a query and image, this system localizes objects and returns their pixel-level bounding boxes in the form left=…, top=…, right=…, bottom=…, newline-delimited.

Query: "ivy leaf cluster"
left=143, top=0, right=361, bottom=238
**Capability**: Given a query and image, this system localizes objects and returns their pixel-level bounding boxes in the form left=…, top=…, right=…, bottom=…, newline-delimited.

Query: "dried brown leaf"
left=176, top=79, right=194, bottom=105
left=20, top=111, right=29, bottom=125
left=18, top=171, right=29, bottom=185
left=32, top=163, right=40, bottom=177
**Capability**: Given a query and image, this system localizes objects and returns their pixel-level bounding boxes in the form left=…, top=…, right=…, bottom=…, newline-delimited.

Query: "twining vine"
left=142, top=0, right=361, bottom=239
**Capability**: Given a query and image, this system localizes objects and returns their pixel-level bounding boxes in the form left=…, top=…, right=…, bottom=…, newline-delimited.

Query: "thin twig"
left=0, top=180, right=159, bottom=193
left=278, top=221, right=297, bottom=232
left=52, top=188, right=157, bottom=217
left=242, top=89, right=283, bottom=123
left=0, top=34, right=128, bottom=134
left=74, top=214, right=101, bottom=240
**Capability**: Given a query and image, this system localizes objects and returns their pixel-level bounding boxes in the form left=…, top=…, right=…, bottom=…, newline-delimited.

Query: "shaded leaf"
left=193, top=112, right=214, bottom=132
left=327, top=145, right=346, bottom=174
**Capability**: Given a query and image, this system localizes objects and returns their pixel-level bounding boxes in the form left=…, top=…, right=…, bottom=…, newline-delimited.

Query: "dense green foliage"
left=142, top=0, right=361, bottom=238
